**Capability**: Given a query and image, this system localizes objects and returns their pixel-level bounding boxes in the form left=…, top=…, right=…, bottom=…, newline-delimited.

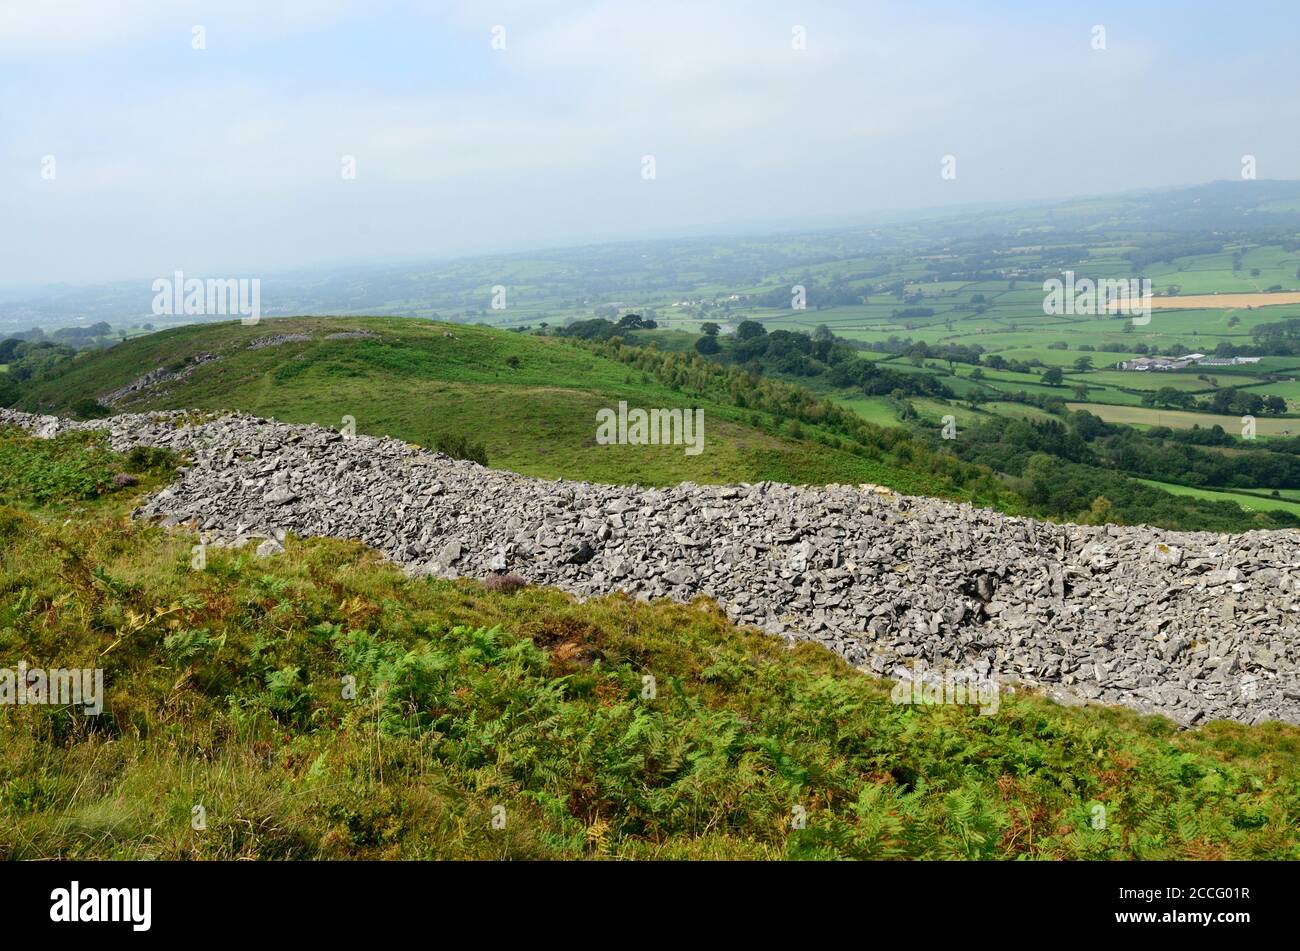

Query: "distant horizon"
left=0, top=175, right=1277, bottom=297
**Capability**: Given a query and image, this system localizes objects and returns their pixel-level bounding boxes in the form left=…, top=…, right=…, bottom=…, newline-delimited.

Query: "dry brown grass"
left=1108, top=291, right=1300, bottom=311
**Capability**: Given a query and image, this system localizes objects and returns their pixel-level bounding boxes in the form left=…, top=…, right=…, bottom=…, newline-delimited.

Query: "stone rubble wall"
left=97, top=353, right=219, bottom=407
left=6, top=407, right=1300, bottom=726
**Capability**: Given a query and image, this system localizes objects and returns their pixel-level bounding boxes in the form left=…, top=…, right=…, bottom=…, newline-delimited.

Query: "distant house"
left=1116, top=353, right=1259, bottom=371
left=1116, top=356, right=1193, bottom=371
left=1196, top=356, right=1262, bottom=367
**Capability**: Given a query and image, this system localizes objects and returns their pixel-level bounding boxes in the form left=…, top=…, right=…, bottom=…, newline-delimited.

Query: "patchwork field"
left=1067, top=402, right=1300, bottom=436
left=1135, top=478, right=1300, bottom=517
left=1125, top=292, right=1300, bottom=311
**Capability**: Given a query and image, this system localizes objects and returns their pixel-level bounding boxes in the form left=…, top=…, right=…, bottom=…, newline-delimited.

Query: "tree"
left=699, top=322, right=721, bottom=337
left=1085, top=495, right=1115, bottom=525
left=1041, top=367, right=1064, bottom=386
left=694, top=334, right=720, bottom=355
left=735, top=320, right=766, bottom=341
left=0, top=375, right=21, bottom=407
left=1073, top=356, right=1093, bottom=373
left=1263, top=394, right=1288, bottom=415
left=812, top=324, right=833, bottom=342
left=1072, top=384, right=1090, bottom=400
left=1154, top=386, right=1192, bottom=409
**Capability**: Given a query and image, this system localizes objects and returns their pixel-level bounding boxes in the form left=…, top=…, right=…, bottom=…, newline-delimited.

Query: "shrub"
left=481, top=573, right=527, bottom=594
left=69, top=397, right=111, bottom=420
left=430, top=432, right=489, bottom=466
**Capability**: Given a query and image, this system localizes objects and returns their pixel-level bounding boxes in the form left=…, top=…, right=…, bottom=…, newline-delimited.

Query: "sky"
left=2, top=0, right=1299, bottom=286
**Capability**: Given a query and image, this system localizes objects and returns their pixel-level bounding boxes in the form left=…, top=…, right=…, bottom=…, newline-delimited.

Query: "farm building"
left=1116, top=356, right=1195, bottom=371
left=1195, top=356, right=1262, bottom=367
left=1116, top=353, right=1259, bottom=371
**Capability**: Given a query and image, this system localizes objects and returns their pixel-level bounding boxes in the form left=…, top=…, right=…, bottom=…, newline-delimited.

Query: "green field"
left=1067, top=402, right=1300, bottom=436
left=836, top=395, right=899, bottom=426
left=1135, top=478, right=1300, bottom=517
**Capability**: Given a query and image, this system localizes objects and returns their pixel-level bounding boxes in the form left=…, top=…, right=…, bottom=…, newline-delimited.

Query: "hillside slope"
left=2, top=426, right=1298, bottom=859
left=18, top=316, right=966, bottom=495
left=9, top=407, right=1300, bottom=728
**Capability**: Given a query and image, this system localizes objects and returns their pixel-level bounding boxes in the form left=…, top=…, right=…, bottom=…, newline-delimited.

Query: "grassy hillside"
left=3, top=428, right=1299, bottom=859
left=17, top=316, right=974, bottom=496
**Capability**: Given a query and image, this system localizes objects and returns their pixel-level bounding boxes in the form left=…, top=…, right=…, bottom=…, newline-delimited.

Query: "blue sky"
left=2, top=0, right=1298, bottom=285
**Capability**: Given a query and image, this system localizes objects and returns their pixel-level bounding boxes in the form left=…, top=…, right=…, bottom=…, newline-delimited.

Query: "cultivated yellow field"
left=1108, top=291, right=1300, bottom=311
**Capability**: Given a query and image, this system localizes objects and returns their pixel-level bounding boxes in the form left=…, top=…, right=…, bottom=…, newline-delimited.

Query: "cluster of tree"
left=568, top=333, right=1012, bottom=506
left=963, top=388, right=1069, bottom=415
left=1142, top=424, right=1234, bottom=446
left=1123, top=238, right=1223, bottom=270
left=955, top=405, right=1300, bottom=489
left=827, top=361, right=954, bottom=398
left=1019, top=453, right=1296, bottom=531
left=50, top=322, right=115, bottom=344
left=693, top=320, right=951, bottom=398
left=1109, top=432, right=1300, bottom=489
left=938, top=413, right=1298, bottom=530
left=1251, top=317, right=1300, bottom=356
left=982, top=354, right=1041, bottom=374
left=1139, top=385, right=1288, bottom=416
left=4, top=322, right=133, bottom=347
left=555, top=313, right=658, bottom=340
left=0, top=338, right=81, bottom=405
left=898, top=341, right=985, bottom=368
left=861, top=335, right=921, bottom=355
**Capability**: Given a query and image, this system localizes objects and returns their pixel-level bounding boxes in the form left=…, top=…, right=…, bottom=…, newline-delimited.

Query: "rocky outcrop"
left=97, top=353, right=219, bottom=407
left=248, top=331, right=377, bottom=349
left=247, top=333, right=312, bottom=350
left=6, top=407, right=1300, bottom=726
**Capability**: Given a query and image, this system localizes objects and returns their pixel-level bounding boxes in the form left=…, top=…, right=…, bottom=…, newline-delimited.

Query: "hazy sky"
left=3, top=0, right=1298, bottom=286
